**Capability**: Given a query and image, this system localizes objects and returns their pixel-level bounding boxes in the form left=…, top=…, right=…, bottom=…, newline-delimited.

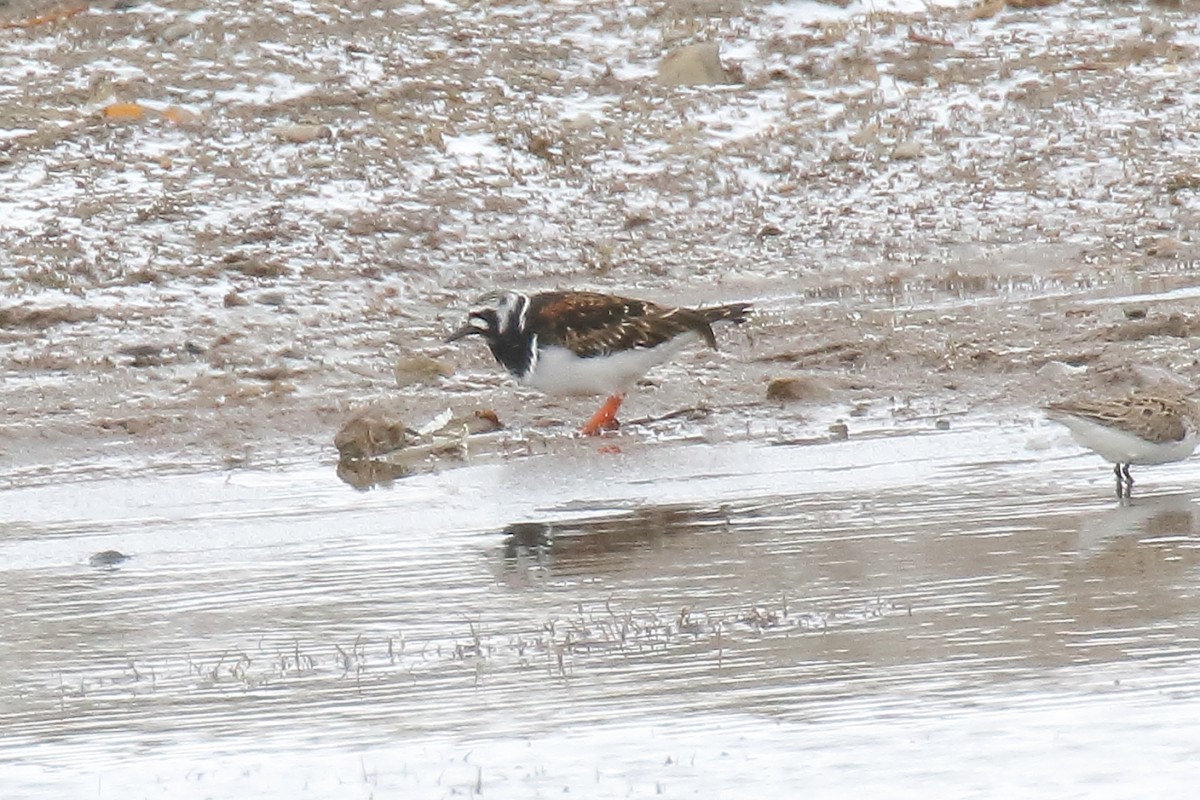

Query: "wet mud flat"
left=2, top=0, right=1200, bottom=471
left=4, top=422, right=1200, bottom=798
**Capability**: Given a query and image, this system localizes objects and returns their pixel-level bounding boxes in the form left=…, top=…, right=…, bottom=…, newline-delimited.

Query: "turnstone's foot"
left=580, top=393, right=625, bottom=436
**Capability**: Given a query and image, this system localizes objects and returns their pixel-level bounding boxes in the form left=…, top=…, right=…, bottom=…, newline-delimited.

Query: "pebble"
left=1036, top=360, right=1087, bottom=380
left=159, top=22, right=195, bottom=43
left=89, top=550, right=131, bottom=568
left=393, top=356, right=453, bottom=387
left=272, top=124, right=333, bottom=144
left=766, top=375, right=834, bottom=403
left=256, top=291, right=288, bottom=307
left=658, top=43, right=733, bottom=86
left=891, top=140, right=923, bottom=160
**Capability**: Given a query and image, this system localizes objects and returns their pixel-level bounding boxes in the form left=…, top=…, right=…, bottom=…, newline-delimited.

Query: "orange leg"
left=580, top=393, right=625, bottom=436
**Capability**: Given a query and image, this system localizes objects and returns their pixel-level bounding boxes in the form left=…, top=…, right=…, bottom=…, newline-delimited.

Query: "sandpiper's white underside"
left=1054, top=414, right=1200, bottom=465
left=521, top=335, right=698, bottom=397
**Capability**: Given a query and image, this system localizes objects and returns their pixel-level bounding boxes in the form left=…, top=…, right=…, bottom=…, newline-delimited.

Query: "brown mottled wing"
left=527, top=291, right=718, bottom=357
left=1048, top=394, right=1190, bottom=444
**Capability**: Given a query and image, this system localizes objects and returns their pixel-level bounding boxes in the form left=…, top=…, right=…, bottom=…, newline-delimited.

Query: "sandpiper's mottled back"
left=1046, top=390, right=1200, bottom=499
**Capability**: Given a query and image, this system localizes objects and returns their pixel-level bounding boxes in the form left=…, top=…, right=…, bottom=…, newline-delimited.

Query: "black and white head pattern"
left=457, top=291, right=538, bottom=377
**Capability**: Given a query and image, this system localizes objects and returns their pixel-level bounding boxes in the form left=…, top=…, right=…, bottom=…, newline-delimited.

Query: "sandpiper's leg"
left=1114, top=463, right=1125, bottom=499
left=580, top=393, right=625, bottom=436
left=1121, top=463, right=1134, bottom=498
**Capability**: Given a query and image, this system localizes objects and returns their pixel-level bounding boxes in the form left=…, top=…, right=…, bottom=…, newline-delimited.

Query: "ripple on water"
left=3, top=426, right=1200, bottom=797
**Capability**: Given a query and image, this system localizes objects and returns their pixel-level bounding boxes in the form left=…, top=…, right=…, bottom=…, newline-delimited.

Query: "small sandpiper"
left=1046, top=391, right=1200, bottom=499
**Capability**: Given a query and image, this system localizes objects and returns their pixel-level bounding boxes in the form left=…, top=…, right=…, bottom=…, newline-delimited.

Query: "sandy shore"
left=2, top=0, right=1199, bottom=475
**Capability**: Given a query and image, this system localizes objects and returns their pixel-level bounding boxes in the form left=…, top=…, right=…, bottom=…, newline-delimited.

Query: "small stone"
left=223, top=291, right=248, bottom=307
left=623, top=211, right=653, bottom=230
left=271, top=124, right=333, bottom=144
left=89, top=550, right=131, bottom=568
left=766, top=375, right=834, bottom=403
left=256, top=291, right=288, bottom=307
left=890, top=140, right=923, bottom=160
left=658, top=43, right=734, bottom=86
left=101, top=102, right=145, bottom=122
left=161, top=106, right=199, bottom=127
left=159, top=21, right=195, bottom=43
left=1036, top=360, right=1088, bottom=380
left=849, top=124, right=879, bottom=146
left=527, top=133, right=554, bottom=159
left=828, top=421, right=849, bottom=441
left=227, top=259, right=286, bottom=278
left=246, top=366, right=298, bottom=382
left=935, top=419, right=951, bottom=431
left=117, top=344, right=166, bottom=367
left=563, top=113, right=595, bottom=132
left=393, top=356, right=452, bottom=387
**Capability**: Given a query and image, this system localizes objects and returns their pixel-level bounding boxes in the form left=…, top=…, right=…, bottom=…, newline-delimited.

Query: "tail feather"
left=701, top=302, right=752, bottom=325
left=690, top=302, right=751, bottom=350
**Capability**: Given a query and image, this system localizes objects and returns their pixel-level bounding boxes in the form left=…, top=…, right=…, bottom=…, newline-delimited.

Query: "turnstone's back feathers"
left=1045, top=390, right=1200, bottom=499
left=527, top=291, right=750, bottom=357
left=446, top=290, right=751, bottom=435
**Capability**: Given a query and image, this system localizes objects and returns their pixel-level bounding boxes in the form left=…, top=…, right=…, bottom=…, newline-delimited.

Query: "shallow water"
left=4, top=420, right=1200, bottom=798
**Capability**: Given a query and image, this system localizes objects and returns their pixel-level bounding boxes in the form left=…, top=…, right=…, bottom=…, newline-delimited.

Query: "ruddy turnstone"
left=1046, top=391, right=1200, bottom=499
left=446, top=290, right=751, bottom=435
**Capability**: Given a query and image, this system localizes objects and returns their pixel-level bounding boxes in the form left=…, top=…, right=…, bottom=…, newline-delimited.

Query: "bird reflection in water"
left=335, top=457, right=411, bottom=491
left=501, top=504, right=731, bottom=572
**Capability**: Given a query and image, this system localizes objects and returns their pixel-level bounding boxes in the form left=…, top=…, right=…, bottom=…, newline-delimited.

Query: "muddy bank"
left=2, top=0, right=1199, bottom=476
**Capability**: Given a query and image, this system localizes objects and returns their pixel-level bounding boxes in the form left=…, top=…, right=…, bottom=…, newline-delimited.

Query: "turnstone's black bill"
left=446, top=290, right=751, bottom=435
left=1045, top=391, right=1200, bottom=499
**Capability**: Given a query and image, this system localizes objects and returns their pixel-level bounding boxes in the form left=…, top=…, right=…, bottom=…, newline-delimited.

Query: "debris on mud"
left=334, top=407, right=413, bottom=460
left=334, top=406, right=504, bottom=488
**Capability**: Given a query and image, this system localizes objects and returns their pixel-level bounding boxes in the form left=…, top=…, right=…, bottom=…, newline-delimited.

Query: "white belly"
left=1058, top=415, right=1200, bottom=465
left=522, top=337, right=696, bottom=397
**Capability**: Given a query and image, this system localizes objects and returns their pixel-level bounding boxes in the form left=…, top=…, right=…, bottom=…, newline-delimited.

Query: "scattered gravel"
left=2, top=0, right=1199, bottom=475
